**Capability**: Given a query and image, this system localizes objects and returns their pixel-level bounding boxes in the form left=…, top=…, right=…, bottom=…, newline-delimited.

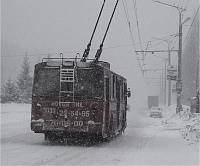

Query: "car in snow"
left=150, top=107, right=162, bottom=118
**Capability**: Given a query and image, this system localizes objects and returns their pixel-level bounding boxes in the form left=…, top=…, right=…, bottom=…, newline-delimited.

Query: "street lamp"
left=153, top=0, right=190, bottom=113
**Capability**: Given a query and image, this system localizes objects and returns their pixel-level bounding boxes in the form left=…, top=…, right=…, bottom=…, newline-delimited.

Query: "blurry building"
left=181, top=8, right=199, bottom=108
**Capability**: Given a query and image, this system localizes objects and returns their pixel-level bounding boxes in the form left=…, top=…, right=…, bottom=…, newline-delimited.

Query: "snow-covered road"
left=1, top=104, right=199, bottom=165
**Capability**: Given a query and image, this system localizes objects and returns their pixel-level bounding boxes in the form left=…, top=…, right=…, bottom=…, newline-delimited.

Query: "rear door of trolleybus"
left=72, top=67, right=105, bottom=133
left=31, top=65, right=60, bottom=132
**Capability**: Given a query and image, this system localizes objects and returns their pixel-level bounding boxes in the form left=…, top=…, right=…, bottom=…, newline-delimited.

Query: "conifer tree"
left=17, top=53, right=33, bottom=103
left=1, top=77, right=18, bottom=103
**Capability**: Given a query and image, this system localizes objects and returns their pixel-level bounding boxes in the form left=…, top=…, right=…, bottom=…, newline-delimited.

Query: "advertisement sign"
left=167, top=65, right=177, bottom=81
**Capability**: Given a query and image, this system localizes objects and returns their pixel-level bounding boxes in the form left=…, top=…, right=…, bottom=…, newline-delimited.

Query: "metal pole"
left=153, top=1, right=187, bottom=113
left=151, top=37, right=172, bottom=106
left=196, top=61, right=199, bottom=113
left=161, top=70, right=164, bottom=105
left=167, top=42, right=171, bottom=106
left=153, top=38, right=172, bottom=106
left=164, top=61, right=167, bottom=106
left=160, top=74, right=162, bottom=106
left=176, top=11, right=182, bottom=113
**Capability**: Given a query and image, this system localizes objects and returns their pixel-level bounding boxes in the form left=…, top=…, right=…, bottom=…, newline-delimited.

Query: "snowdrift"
left=162, top=104, right=200, bottom=148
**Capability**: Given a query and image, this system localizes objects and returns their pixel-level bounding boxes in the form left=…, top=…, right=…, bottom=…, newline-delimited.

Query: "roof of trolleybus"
left=32, top=61, right=104, bottom=99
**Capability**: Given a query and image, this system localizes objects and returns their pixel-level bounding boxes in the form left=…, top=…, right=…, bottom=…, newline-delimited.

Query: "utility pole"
left=164, top=60, right=167, bottom=106
left=161, top=71, right=164, bottom=105
left=196, top=61, right=200, bottom=113
left=177, top=10, right=183, bottom=113
left=152, top=37, right=173, bottom=106
left=176, top=12, right=190, bottom=113
left=143, top=68, right=166, bottom=106
left=167, top=43, right=172, bottom=106
left=141, top=56, right=168, bottom=106
left=153, top=0, right=190, bottom=113
left=160, top=73, right=163, bottom=105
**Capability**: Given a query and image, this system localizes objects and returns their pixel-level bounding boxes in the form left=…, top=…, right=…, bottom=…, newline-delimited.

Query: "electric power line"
left=133, top=0, right=143, bottom=57
left=182, top=5, right=200, bottom=46
left=171, top=5, right=200, bottom=66
left=185, top=0, right=191, bottom=9
left=1, top=32, right=180, bottom=59
left=122, top=0, right=137, bottom=52
left=122, top=0, right=145, bottom=79
left=165, top=0, right=178, bottom=36
left=132, top=0, right=150, bottom=81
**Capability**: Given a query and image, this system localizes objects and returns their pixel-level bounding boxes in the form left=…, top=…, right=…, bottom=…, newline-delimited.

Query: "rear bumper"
left=31, top=119, right=44, bottom=132
left=150, top=113, right=162, bottom=117
left=31, top=120, right=102, bottom=134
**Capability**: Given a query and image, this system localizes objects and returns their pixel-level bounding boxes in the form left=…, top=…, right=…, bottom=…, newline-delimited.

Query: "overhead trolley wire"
left=148, top=34, right=179, bottom=49
left=133, top=0, right=149, bottom=78
left=122, top=0, right=137, bottom=52
left=2, top=33, right=180, bottom=59
left=165, top=0, right=177, bottom=36
left=131, top=0, right=150, bottom=82
left=185, top=0, right=192, bottom=9
left=123, top=0, right=130, bottom=25
left=171, top=2, right=199, bottom=66
left=171, top=5, right=200, bottom=66
left=122, top=0, right=146, bottom=79
left=133, top=0, right=143, bottom=57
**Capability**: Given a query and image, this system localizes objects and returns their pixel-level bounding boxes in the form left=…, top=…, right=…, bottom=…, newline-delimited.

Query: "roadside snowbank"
left=162, top=105, right=200, bottom=150
left=1, top=103, right=199, bottom=165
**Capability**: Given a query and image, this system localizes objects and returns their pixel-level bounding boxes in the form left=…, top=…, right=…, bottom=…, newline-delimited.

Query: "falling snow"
left=1, top=103, right=199, bottom=165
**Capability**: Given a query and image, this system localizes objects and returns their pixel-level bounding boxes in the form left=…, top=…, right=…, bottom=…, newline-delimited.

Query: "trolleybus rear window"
left=33, top=68, right=60, bottom=96
left=33, top=67, right=104, bottom=98
left=75, top=69, right=104, bottom=98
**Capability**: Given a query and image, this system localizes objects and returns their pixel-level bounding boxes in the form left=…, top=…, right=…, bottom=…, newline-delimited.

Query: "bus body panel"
left=31, top=97, right=104, bottom=134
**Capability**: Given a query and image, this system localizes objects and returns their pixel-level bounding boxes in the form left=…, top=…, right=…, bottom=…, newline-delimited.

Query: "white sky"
left=1, top=0, right=199, bottom=107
